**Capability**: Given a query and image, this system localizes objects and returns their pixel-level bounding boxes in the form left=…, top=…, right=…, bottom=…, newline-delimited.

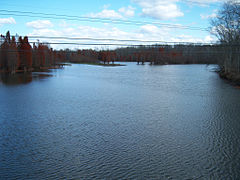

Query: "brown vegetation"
left=0, top=31, right=63, bottom=73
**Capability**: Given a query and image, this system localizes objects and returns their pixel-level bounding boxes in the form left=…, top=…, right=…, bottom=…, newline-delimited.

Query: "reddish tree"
left=38, top=44, right=44, bottom=66
left=18, top=36, right=32, bottom=70
left=0, top=32, right=20, bottom=72
left=0, top=35, right=9, bottom=69
left=23, top=37, right=32, bottom=68
left=8, top=36, right=20, bottom=71
left=159, top=47, right=165, bottom=53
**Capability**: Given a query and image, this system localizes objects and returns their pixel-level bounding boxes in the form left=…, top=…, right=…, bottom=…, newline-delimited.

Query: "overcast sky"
left=0, top=0, right=228, bottom=49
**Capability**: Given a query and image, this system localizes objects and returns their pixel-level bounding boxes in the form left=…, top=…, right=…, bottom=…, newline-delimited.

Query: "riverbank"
left=71, top=62, right=126, bottom=67
left=0, top=65, right=64, bottom=74
left=219, top=70, right=240, bottom=86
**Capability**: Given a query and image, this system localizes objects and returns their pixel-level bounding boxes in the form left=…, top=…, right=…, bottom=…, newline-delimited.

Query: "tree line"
left=0, top=30, right=232, bottom=73
left=110, top=45, right=219, bottom=65
left=0, top=31, right=68, bottom=73
left=0, top=31, right=222, bottom=73
left=60, top=45, right=220, bottom=65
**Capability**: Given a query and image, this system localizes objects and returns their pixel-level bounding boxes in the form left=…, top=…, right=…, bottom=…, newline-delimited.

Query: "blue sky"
left=0, top=0, right=225, bottom=49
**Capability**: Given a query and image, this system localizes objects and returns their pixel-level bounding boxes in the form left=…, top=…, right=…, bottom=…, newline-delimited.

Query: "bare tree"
left=210, top=0, right=240, bottom=73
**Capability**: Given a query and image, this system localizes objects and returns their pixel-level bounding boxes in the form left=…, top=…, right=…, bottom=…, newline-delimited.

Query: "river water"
left=0, top=63, right=240, bottom=179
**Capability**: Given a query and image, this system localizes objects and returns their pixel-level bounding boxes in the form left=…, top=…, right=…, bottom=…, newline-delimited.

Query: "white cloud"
left=204, top=35, right=215, bottom=42
left=133, top=0, right=184, bottom=20
left=0, top=17, right=16, bottom=26
left=27, top=21, right=215, bottom=50
left=182, top=0, right=240, bottom=7
left=28, top=24, right=130, bottom=49
left=140, top=24, right=161, bottom=34
left=58, top=20, right=68, bottom=28
left=26, top=20, right=53, bottom=29
left=200, top=13, right=217, bottom=19
left=171, top=34, right=216, bottom=43
left=88, top=9, right=123, bottom=19
left=118, top=6, right=135, bottom=17
left=103, top=4, right=111, bottom=9
left=30, top=29, right=61, bottom=36
left=200, top=10, right=218, bottom=19
left=88, top=5, right=135, bottom=19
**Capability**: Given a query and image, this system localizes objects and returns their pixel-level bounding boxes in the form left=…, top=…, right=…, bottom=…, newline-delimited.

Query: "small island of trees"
left=0, top=31, right=66, bottom=73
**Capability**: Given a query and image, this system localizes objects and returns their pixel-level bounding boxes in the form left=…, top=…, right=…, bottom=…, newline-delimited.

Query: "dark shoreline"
left=218, top=70, right=240, bottom=87
left=0, top=65, right=65, bottom=74
left=70, top=62, right=126, bottom=67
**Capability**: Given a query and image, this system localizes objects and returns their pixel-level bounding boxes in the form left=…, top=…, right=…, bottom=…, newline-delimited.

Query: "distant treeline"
left=0, top=31, right=235, bottom=75
left=1, top=31, right=222, bottom=74
left=112, top=45, right=220, bottom=65
left=61, top=45, right=221, bottom=65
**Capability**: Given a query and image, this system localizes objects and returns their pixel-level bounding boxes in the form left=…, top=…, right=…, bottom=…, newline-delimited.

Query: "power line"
left=2, top=39, right=240, bottom=47
left=0, top=42, right=211, bottom=46
left=0, top=39, right=218, bottom=46
left=1, top=33, right=218, bottom=45
left=0, top=49, right=237, bottom=55
left=25, top=35, right=216, bottom=45
left=0, top=9, right=208, bottom=31
left=26, top=36, right=175, bottom=43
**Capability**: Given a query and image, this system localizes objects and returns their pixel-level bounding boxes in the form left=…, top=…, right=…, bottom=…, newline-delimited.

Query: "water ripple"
left=1, top=64, right=240, bottom=179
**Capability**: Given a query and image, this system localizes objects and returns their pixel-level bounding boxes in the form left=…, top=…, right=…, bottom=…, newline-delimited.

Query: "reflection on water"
left=0, top=72, right=53, bottom=85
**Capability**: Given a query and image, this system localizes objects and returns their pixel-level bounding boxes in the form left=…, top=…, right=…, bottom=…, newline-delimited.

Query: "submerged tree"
left=0, top=31, right=61, bottom=73
left=7, top=36, right=20, bottom=72
left=0, top=31, right=20, bottom=72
